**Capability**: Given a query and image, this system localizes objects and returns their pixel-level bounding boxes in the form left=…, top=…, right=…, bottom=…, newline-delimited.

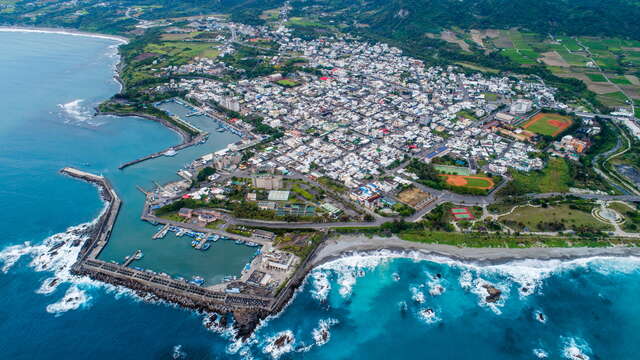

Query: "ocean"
left=1, top=30, right=639, bottom=360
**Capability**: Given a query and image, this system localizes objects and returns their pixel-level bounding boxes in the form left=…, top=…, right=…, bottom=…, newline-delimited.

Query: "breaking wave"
left=0, top=200, right=137, bottom=315
left=58, top=99, right=101, bottom=126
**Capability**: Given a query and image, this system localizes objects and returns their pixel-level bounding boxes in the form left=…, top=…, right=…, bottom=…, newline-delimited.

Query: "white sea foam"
left=533, top=348, right=549, bottom=358
left=534, top=310, right=547, bottom=324
left=317, top=250, right=640, bottom=305
left=58, top=99, right=96, bottom=125
left=0, top=201, right=139, bottom=314
left=410, top=286, right=425, bottom=304
left=418, top=308, right=441, bottom=324
left=562, top=337, right=591, bottom=360
left=172, top=345, right=187, bottom=359
left=427, top=275, right=446, bottom=296
left=310, top=270, right=331, bottom=302
left=0, top=27, right=127, bottom=44
left=312, top=318, right=339, bottom=346
left=262, top=330, right=295, bottom=359
left=463, top=274, right=508, bottom=315
left=46, top=285, right=91, bottom=315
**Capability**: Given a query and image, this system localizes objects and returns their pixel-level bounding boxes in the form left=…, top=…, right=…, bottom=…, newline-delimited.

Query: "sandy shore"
left=312, top=235, right=640, bottom=267
left=0, top=26, right=129, bottom=44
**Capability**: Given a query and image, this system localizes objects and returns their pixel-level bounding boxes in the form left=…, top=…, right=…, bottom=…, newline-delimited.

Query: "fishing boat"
left=234, top=239, right=245, bottom=245
left=191, top=276, right=205, bottom=286
left=202, top=243, right=211, bottom=251
left=246, top=241, right=259, bottom=247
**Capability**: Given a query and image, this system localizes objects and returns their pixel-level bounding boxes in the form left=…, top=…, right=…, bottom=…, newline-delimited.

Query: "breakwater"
left=60, top=167, right=307, bottom=337
left=96, top=111, right=207, bottom=170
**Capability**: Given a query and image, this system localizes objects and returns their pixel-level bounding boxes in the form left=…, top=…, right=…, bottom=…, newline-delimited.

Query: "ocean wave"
left=427, top=273, right=446, bottom=297
left=533, top=348, right=549, bottom=358
left=562, top=337, right=591, bottom=360
left=262, top=330, right=295, bottom=359
left=417, top=307, right=441, bottom=324
left=461, top=271, right=508, bottom=315
left=315, top=250, right=640, bottom=301
left=46, top=284, right=91, bottom=315
left=58, top=99, right=98, bottom=125
left=410, top=286, right=425, bottom=304
left=0, top=201, right=139, bottom=315
left=312, top=318, right=339, bottom=347
left=310, top=270, right=331, bottom=302
left=172, top=345, right=187, bottom=360
left=0, top=27, right=128, bottom=44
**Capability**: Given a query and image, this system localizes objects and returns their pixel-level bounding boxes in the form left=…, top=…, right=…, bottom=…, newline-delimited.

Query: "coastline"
left=0, top=26, right=129, bottom=44
left=311, top=234, right=640, bottom=268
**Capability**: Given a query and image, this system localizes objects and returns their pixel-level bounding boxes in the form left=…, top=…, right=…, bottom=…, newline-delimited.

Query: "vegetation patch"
left=585, top=73, right=608, bottom=82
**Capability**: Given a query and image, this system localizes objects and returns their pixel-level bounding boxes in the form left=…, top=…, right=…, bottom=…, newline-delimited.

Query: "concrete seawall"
left=60, top=167, right=289, bottom=337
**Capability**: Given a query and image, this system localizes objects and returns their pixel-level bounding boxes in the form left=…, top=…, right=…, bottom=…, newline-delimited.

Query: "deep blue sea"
left=1, top=30, right=640, bottom=360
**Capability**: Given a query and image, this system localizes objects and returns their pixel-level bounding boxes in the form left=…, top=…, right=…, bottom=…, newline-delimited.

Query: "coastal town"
left=51, top=6, right=640, bottom=341
left=6, top=0, right=640, bottom=357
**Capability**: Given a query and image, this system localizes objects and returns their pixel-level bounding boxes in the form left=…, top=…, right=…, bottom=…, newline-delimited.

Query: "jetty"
left=123, top=249, right=142, bottom=267
left=118, top=132, right=207, bottom=170
left=61, top=167, right=302, bottom=337
left=152, top=224, right=170, bottom=239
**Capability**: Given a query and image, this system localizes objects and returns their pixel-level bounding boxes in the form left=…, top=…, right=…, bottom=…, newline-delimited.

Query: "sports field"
left=434, top=165, right=472, bottom=176
left=522, top=113, right=573, bottom=137
left=440, top=175, right=495, bottom=189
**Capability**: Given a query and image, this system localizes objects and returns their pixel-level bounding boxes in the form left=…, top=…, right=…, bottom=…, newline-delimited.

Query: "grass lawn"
left=291, top=184, right=314, bottom=201
left=440, top=175, right=495, bottom=189
left=397, top=230, right=626, bottom=248
left=483, top=93, right=499, bottom=101
left=608, top=201, right=635, bottom=216
left=465, top=177, right=494, bottom=188
left=586, top=73, right=608, bottom=82
left=499, top=204, right=613, bottom=232
left=276, top=79, right=299, bottom=87
left=510, top=158, right=571, bottom=193
left=522, top=113, right=573, bottom=137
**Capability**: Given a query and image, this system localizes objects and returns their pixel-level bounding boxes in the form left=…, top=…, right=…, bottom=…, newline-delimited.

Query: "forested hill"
left=2, top=0, right=639, bottom=40
left=290, top=0, right=640, bottom=41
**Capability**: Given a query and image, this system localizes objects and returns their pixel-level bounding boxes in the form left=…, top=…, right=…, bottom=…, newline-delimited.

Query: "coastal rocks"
left=482, top=284, right=502, bottom=303
left=263, top=330, right=295, bottom=359
left=312, top=318, right=338, bottom=346
left=233, top=308, right=270, bottom=339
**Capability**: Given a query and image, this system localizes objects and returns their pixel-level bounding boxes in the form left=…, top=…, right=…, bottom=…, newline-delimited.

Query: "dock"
left=152, top=224, right=170, bottom=239
left=123, top=249, right=142, bottom=267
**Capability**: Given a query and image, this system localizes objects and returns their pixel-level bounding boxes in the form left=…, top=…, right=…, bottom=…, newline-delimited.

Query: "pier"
left=152, top=224, right=170, bottom=239
left=118, top=132, right=207, bottom=170
left=122, top=249, right=142, bottom=267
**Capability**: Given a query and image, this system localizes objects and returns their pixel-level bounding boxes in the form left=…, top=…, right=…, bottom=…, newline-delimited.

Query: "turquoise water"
left=1, top=31, right=640, bottom=359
